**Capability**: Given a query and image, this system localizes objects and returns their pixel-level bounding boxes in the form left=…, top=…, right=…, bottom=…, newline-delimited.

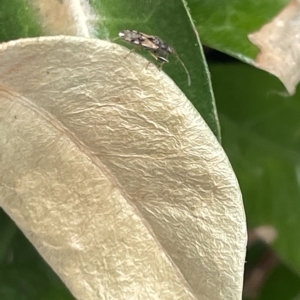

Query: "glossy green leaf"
left=210, top=61, right=300, bottom=275
left=90, top=0, right=220, bottom=139
left=188, top=0, right=289, bottom=62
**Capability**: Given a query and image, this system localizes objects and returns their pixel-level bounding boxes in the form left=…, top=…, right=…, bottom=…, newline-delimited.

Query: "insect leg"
left=124, top=45, right=146, bottom=59
left=124, top=47, right=136, bottom=59
left=147, top=51, right=169, bottom=71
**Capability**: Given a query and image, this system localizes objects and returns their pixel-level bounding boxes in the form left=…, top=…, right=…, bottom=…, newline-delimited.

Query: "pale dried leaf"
left=29, top=0, right=97, bottom=36
left=249, top=0, right=300, bottom=95
left=0, top=36, right=246, bottom=299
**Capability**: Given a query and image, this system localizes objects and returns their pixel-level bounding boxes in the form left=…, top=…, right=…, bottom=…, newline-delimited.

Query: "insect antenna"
left=173, top=51, right=191, bottom=86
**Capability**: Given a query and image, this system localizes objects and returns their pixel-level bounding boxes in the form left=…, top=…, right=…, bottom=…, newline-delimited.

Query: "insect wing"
left=119, top=30, right=156, bottom=49
left=139, top=38, right=159, bottom=51
left=119, top=30, right=142, bottom=44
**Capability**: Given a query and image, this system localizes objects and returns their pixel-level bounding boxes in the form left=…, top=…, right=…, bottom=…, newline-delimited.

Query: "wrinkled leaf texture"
left=0, top=36, right=246, bottom=300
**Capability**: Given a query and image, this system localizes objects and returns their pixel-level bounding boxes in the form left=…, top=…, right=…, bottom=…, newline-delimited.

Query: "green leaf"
left=259, top=263, right=300, bottom=299
left=244, top=241, right=300, bottom=299
left=90, top=0, right=221, bottom=139
left=188, top=0, right=289, bottom=62
left=0, top=0, right=42, bottom=42
left=0, top=209, right=75, bottom=300
left=210, top=61, right=300, bottom=275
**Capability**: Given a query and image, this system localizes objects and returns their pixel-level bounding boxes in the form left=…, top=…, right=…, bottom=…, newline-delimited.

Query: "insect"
left=118, top=30, right=191, bottom=86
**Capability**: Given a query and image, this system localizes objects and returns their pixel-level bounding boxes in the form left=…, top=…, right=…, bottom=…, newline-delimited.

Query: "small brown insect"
left=118, top=30, right=191, bottom=86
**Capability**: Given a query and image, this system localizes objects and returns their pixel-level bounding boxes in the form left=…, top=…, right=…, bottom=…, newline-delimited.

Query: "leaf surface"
left=0, top=36, right=246, bottom=299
